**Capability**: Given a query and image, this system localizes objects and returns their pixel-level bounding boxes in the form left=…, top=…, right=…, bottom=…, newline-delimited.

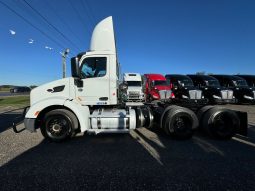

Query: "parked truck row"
left=124, top=73, right=255, bottom=105
left=14, top=17, right=248, bottom=142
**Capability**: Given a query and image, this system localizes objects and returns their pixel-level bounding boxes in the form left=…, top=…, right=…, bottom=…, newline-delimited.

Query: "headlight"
left=182, top=95, right=188, bottom=99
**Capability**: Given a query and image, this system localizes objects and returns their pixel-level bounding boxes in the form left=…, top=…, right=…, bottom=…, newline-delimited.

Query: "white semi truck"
left=123, top=73, right=144, bottom=102
left=15, top=17, right=247, bottom=142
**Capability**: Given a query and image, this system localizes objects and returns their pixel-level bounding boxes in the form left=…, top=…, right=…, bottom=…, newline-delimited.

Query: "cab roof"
left=144, top=74, right=166, bottom=81
left=165, top=74, right=192, bottom=80
left=236, top=75, right=255, bottom=80
left=188, top=75, right=218, bottom=81
left=210, top=75, right=245, bottom=81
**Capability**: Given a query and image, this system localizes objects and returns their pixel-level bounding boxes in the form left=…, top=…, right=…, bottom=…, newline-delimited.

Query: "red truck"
left=143, top=74, right=174, bottom=101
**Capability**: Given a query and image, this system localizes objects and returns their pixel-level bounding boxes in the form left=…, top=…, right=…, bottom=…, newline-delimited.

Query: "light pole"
left=62, top=48, right=70, bottom=78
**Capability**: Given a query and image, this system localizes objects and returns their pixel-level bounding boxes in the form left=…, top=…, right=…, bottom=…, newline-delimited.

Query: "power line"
left=67, top=0, right=91, bottom=33
left=83, top=0, right=97, bottom=23
left=0, top=0, right=75, bottom=56
left=46, top=0, right=85, bottom=45
left=79, top=0, right=95, bottom=26
left=22, top=0, right=81, bottom=52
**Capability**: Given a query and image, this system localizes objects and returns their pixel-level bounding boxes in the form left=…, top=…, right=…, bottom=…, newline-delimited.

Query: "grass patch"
left=0, top=96, right=30, bottom=107
left=0, top=87, right=10, bottom=92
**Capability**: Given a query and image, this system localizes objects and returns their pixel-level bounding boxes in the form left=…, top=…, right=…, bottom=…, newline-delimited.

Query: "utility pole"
left=61, top=48, right=70, bottom=78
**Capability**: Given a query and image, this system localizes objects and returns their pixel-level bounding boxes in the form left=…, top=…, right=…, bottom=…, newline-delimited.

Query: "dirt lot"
left=0, top=105, right=255, bottom=190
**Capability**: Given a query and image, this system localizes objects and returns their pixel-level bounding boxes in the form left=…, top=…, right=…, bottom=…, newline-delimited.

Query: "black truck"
left=236, top=75, right=255, bottom=89
left=187, top=75, right=236, bottom=104
left=210, top=75, right=255, bottom=104
left=165, top=74, right=207, bottom=104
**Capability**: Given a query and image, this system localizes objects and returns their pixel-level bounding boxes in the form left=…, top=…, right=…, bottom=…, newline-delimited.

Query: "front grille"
left=188, top=90, right=202, bottom=99
left=159, top=90, right=171, bottom=99
left=129, top=91, right=140, bottom=95
left=221, top=90, right=233, bottom=99
left=128, top=91, right=141, bottom=100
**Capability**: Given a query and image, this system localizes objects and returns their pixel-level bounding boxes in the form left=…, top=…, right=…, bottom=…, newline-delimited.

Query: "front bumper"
left=12, top=106, right=36, bottom=133
left=243, top=96, right=255, bottom=103
left=24, top=118, right=36, bottom=132
left=214, top=98, right=236, bottom=104
left=167, top=98, right=209, bottom=108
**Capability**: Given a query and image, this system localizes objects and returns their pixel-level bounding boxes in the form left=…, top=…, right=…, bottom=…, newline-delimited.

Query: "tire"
left=162, top=106, right=198, bottom=139
left=41, top=109, right=79, bottom=142
left=142, top=107, right=154, bottom=129
left=198, top=106, right=239, bottom=139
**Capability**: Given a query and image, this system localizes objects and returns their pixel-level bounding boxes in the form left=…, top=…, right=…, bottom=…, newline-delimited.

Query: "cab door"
left=75, top=55, right=110, bottom=106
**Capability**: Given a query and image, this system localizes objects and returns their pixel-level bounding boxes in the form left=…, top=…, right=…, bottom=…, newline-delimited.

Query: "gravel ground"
left=0, top=105, right=255, bottom=190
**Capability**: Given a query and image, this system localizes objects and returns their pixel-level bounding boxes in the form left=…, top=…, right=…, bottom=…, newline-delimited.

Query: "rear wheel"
left=41, top=109, right=78, bottom=142
left=163, top=106, right=198, bottom=139
left=198, top=106, right=239, bottom=139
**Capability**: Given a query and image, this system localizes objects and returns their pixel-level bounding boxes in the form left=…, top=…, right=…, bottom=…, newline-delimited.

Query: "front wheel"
left=41, top=109, right=79, bottom=142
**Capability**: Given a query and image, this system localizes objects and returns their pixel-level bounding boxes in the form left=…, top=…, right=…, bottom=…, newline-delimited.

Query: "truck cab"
left=143, top=74, right=172, bottom=101
left=188, top=75, right=235, bottom=104
left=123, top=73, right=144, bottom=102
left=211, top=75, right=255, bottom=103
left=165, top=74, right=205, bottom=102
left=236, top=75, right=255, bottom=90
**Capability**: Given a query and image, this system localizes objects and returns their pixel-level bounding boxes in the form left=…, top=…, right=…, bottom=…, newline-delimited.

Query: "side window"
left=192, top=78, right=198, bottom=86
left=201, top=80, right=206, bottom=87
left=172, top=79, right=178, bottom=87
left=229, top=80, right=235, bottom=87
left=166, top=78, right=171, bottom=86
left=223, top=79, right=231, bottom=87
left=80, top=57, right=107, bottom=78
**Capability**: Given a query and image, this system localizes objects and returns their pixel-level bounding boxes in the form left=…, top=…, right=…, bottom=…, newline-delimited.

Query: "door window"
left=80, top=57, right=107, bottom=78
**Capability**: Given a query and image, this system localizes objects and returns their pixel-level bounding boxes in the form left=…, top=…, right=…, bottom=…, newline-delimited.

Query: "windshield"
left=178, top=79, right=194, bottom=87
left=154, top=80, right=167, bottom=86
left=126, top=81, right=142, bottom=87
left=205, top=80, right=220, bottom=87
left=246, top=79, right=255, bottom=87
left=233, top=80, right=248, bottom=87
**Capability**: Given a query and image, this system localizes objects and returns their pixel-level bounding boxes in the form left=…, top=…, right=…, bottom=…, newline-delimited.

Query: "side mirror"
left=119, top=82, right=128, bottom=91
left=172, top=83, right=177, bottom=89
left=71, top=57, right=80, bottom=78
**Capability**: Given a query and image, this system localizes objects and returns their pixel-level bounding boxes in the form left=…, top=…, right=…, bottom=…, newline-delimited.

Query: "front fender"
left=25, top=97, right=67, bottom=119
left=25, top=97, right=90, bottom=133
left=64, top=100, right=90, bottom=132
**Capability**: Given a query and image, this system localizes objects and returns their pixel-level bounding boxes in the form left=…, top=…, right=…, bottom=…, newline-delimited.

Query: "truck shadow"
left=1, top=125, right=255, bottom=190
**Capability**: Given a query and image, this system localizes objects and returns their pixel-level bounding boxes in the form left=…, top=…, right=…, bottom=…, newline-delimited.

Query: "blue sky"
left=0, top=0, right=255, bottom=86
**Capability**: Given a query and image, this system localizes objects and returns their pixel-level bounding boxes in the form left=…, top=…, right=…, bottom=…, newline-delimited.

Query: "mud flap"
left=235, top=111, right=248, bottom=136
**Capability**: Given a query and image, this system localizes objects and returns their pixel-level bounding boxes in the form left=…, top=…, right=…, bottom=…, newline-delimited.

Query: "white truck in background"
left=123, top=73, right=144, bottom=102
left=13, top=16, right=247, bottom=142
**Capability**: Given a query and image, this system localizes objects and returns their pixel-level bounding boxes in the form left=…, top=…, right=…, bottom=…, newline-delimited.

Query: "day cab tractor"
left=236, top=75, right=255, bottom=90
left=14, top=17, right=248, bottom=142
left=143, top=74, right=173, bottom=101
left=211, top=75, right=255, bottom=104
left=187, top=75, right=236, bottom=104
left=123, top=73, right=144, bottom=102
left=165, top=74, right=207, bottom=105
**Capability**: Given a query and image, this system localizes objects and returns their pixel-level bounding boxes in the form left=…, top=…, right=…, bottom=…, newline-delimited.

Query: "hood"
left=181, top=86, right=199, bottom=91
left=30, top=78, right=71, bottom=106
left=202, top=86, right=223, bottom=93
left=154, top=85, right=170, bottom=91
left=231, top=86, right=253, bottom=93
